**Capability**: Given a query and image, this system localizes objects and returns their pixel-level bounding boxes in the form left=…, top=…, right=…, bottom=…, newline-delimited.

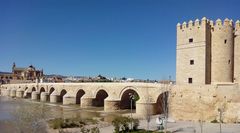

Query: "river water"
left=0, top=96, right=130, bottom=133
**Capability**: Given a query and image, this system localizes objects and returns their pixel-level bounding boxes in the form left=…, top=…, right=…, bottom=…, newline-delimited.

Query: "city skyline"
left=1, top=0, right=239, bottom=80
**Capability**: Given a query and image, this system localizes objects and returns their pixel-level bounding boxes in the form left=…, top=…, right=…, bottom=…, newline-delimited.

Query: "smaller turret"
left=211, top=18, right=234, bottom=83
left=234, top=20, right=240, bottom=83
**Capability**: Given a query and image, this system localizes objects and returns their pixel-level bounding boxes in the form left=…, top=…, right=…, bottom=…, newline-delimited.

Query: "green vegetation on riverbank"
left=48, top=117, right=97, bottom=129
left=111, top=116, right=172, bottom=133
left=112, top=116, right=139, bottom=133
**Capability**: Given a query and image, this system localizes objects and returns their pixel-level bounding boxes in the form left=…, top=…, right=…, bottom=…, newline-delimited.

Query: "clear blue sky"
left=0, top=0, right=239, bottom=80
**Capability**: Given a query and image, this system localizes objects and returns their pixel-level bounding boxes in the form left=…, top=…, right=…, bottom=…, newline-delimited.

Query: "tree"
left=159, top=81, right=170, bottom=133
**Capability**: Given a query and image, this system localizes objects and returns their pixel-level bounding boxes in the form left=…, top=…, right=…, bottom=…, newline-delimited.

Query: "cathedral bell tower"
left=12, top=62, right=16, bottom=73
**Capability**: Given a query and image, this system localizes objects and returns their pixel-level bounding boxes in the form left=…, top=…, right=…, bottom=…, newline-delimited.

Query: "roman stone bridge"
left=0, top=82, right=171, bottom=116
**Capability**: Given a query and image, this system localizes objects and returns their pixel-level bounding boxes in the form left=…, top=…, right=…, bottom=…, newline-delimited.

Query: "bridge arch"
left=155, top=91, right=169, bottom=114
left=40, top=87, right=45, bottom=94
left=119, top=87, right=140, bottom=109
left=32, top=87, right=36, bottom=92
left=93, top=89, right=108, bottom=107
left=25, top=87, right=36, bottom=98
left=119, top=86, right=139, bottom=99
left=59, top=89, right=67, bottom=103
left=49, top=87, right=55, bottom=95
left=76, top=89, right=85, bottom=104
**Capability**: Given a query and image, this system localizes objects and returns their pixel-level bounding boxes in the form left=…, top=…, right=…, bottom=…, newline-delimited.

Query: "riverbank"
left=0, top=96, right=124, bottom=133
left=1, top=96, right=240, bottom=133
left=100, top=119, right=240, bottom=133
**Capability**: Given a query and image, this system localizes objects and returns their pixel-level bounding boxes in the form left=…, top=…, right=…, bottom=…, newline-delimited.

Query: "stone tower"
left=211, top=18, right=234, bottom=83
left=176, top=17, right=240, bottom=85
left=176, top=17, right=211, bottom=85
left=234, top=20, right=240, bottom=82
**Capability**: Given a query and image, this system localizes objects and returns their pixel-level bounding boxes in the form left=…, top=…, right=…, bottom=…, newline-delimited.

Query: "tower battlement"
left=211, top=18, right=234, bottom=30
left=177, top=17, right=209, bottom=29
left=177, top=18, right=238, bottom=30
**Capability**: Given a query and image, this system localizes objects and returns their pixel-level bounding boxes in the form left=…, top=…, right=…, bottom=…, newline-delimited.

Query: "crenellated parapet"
left=177, top=17, right=209, bottom=30
left=212, top=18, right=234, bottom=27
left=211, top=18, right=234, bottom=33
left=177, top=18, right=239, bottom=30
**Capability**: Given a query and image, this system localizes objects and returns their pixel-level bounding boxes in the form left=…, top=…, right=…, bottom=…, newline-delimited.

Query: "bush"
left=120, top=117, right=130, bottom=132
left=112, top=117, right=121, bottom=133
left=112, top=116, right=139, bottom=133
left=91, top=127, right=100, bottom=133
left=211, top=119, right=218, bottom=123
left=48, top=118, right=64, bottom=129
left=132, top=118, right=139, bottom=131
left=48, top=118, right=86, bottom=129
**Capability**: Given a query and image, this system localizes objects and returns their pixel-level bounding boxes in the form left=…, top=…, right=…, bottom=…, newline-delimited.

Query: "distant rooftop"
left=0, top=71, right=12, bottom=74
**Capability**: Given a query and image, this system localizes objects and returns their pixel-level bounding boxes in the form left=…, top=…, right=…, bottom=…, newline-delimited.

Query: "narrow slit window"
left=190, top=60, right=194, bottom=65
left=188, top=78, right=193, bottom=84
left=224, top=39, right=227, bottom=44
left=189, top=38, right=193, bottom=43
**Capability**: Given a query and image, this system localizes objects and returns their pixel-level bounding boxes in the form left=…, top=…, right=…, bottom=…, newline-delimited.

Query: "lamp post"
left=218, top=108, right=223, bottom=133
left=129, top=93, right=134, bottom=130
left=199, top=96, right=203, bottom=133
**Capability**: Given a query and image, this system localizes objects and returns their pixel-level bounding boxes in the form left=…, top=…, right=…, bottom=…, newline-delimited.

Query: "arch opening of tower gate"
left=59, top=89, right=67, bottom=103
left=92, top=89, right=108, bottom=107
left=120, top=89, right=139, bottom=109
left=156, top=91, right=169, bottom=115
left=76, top=89, right=85, bottom=104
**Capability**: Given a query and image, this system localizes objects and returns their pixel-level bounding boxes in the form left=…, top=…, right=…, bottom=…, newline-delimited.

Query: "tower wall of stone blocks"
left=176, top=17, right=211, bottom=85
left=211, top=18, right=234, bottom=83
left=176, top=17, right=239, bottom=85
left=234, top=21, right=240, bottom=83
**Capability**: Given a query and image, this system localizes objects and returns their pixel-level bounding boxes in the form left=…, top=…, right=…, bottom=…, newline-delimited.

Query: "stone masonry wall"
left=169, top=84, right=240, bottom=123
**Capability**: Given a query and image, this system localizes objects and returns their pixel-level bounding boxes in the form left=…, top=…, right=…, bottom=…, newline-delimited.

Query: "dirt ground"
left=99, top=116, right=240, bottom=133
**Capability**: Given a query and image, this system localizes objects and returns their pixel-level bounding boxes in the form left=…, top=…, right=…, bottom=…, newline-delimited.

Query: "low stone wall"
left=169, top=84, right=240, bottom=123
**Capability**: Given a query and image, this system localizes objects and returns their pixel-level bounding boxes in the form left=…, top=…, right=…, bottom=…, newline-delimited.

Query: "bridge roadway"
left=0, top=82, right=171, bottom=116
